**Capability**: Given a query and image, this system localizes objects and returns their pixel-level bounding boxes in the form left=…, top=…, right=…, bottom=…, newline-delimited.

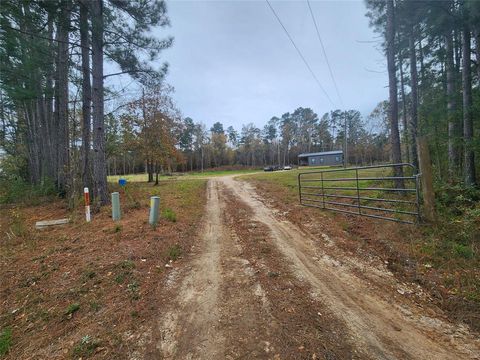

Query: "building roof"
left=298, top=150, right=343, bottom=158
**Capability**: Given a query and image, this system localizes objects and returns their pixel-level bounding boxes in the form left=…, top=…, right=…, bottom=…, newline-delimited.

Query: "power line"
left=306, top=0, right=343, bottom=106
left=265, top=0, right=335, bottom=107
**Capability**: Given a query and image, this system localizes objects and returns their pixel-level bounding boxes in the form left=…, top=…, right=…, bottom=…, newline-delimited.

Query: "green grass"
left=120, top=260, right=135, bottom=270
left=245, top=166, right=408, bottom=191
left=114, top=273, right=126, bottom=284
left=243, top=167, right=418, bottom=221
left=0, top=328, right=12, bottom=356
left=72, top=335, right=100, bottom=358
left=89, top=301, right=101, bottom=312
left=127, top=280, right=140, bottom=300
left=162, top=208, right=177, bottom=222
left=166, top=244, right=182, bottom=261
left=108, top=168, right=261, bottom=183
left=82, top=269, right=96, bottom=282
left=115, top=260, right=135, bottom=284
left=65, top=303, right=80, bottom=316
left=108, top=178, right=206, bottom=214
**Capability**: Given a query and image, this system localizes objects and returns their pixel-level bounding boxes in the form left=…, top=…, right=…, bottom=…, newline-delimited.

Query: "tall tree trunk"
left=36, top=88, right=47, bottom=181
left=454, top=28, right=461, bottom=73
left=23, top=102, right=41, bottom=184
left=80, top=1, right=92, bottom=190
left=418, top=38, right=425, bottom=85
left=91, top=0, right=109, bottom=204
left=386, top=0, right=404, bottom=186
left=408, top=26, right=419, bottom=171
left=474, top=26, right=480, bottom=85
left=44, top=16, right=55, bottom=181
left=445, top=31, right=458, bottom=177
left=462, top=24, right=476, bottom=186
left=20, top=4, right=42, bottom=184
left=399, top=55, right=410, bottom=164
left=147, top=159, right=153, bottom=182
left=55, top=2, right=71, bottom=195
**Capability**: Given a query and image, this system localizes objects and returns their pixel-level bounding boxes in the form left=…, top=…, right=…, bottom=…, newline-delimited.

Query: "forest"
left=0, top=0, right=479, bottom=206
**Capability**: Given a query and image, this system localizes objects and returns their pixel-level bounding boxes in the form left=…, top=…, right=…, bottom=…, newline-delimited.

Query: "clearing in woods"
left=152, top=175, right=480, bottom=359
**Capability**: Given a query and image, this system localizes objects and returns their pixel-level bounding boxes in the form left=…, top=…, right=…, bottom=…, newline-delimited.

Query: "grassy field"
left=242, top=166, right=419, bottom=223
left=108, top=168, right=262, bottom=183
left=0, top=178, right=207, bottom=359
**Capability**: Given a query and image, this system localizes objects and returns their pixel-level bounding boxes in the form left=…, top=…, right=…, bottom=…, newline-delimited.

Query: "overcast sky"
left=113, top=0, right=389, bottom=130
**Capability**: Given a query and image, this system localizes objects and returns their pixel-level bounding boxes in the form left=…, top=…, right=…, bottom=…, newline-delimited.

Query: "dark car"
left=263, top=166, right=274, bottom=172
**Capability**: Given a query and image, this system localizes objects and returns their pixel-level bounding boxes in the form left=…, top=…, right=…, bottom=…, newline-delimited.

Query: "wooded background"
left=0, top=0, right=479, bottom=206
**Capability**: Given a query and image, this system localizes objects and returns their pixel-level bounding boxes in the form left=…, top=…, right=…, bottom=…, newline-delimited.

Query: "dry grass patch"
left=0, top=179, right=206, bottom=359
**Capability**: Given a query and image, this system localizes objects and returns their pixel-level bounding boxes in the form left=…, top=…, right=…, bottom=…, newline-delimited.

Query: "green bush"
left=0, top=154, right=57, bottom=204
left=427, top=183, right=480, bottom=261
left=0, top=177, right=56, bottom=204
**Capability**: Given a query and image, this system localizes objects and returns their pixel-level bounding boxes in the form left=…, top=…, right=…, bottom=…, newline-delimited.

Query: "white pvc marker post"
left=149, top=196, right=160, bottom=227
left=84, top=187, right=91, bottom=222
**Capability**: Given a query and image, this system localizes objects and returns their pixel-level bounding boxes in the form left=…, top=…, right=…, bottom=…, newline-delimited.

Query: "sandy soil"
left=153, top=176, right=480, bottom=359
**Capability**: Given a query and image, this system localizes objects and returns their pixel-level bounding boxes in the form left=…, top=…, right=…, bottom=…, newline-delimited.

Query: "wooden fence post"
left=416, top=136, right=436, bottom=222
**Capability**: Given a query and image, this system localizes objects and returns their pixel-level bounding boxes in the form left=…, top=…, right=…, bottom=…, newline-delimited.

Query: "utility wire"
left=306, top=0, right=343, bottom=106
left=265, top=0, right=335, bottom=107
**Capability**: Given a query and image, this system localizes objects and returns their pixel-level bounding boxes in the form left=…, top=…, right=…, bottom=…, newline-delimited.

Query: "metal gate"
left=298, top=163, right=421, bottom=224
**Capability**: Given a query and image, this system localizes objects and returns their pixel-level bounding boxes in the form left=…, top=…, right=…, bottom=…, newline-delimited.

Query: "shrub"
left=0, top=177, right=56, bottom=204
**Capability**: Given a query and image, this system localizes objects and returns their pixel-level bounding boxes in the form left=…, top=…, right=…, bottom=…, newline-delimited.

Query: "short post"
left=149, top=196, right=160, bottom=226
left=111, top=192, right=121, bottom=221
left=84, top=187, right=91, bottom=222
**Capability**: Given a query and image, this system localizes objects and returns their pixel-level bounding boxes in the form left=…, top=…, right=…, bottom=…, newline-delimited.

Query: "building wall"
left=308, top=154, right=343, bottom=166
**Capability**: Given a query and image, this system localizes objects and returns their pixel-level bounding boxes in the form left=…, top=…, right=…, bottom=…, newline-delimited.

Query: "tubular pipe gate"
left=298, top=163, right=421, bottom=224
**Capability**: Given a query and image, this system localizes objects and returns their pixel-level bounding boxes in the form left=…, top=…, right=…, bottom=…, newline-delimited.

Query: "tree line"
left=1, top=0, right=478, bottom=205
left=0, top=0, right=172, bottom=205
left=104, top=101, right=393, bottom=177
left=366, top=0, right=479, bottom=187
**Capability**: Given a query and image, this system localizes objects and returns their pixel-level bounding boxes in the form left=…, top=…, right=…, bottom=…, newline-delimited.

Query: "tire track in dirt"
left=155, top=180, right=279, bottom=359
left=221, top=186, right=360, bottom=359
left=222, top=175, right=480, bottom=360
left=156, top=180, right=224, bottom=359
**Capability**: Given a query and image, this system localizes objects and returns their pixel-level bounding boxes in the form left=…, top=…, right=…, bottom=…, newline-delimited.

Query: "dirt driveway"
left=150, top=176, right=480, bottom=359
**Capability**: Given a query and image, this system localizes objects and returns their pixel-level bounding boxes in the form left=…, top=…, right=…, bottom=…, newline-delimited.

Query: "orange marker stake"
left=84, top=187, right=91, bottom=222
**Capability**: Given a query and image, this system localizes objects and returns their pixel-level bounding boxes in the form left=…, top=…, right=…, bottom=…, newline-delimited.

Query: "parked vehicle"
left=283, top=165, right=292, bottom=170
left=263, top=166, right=274, bottom=172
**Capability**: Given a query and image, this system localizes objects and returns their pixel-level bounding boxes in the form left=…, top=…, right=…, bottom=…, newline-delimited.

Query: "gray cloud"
left=157, top=0, right=387, bottom=128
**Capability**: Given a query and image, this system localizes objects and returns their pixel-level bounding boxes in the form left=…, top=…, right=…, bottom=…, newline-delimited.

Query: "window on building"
left=335, top=156, right=340, bottom=162
left=320, top=157, right=324, bottom=163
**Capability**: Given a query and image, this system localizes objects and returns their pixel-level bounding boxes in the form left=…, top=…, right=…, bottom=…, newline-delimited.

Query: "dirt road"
left=153, top=176, right=480, bottom=359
